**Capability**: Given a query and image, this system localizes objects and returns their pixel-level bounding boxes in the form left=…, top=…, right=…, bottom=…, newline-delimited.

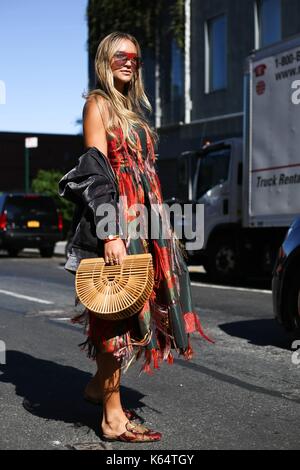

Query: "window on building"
left=170, top=38, right=185, bottom=123
left=205, top=15, right=227, bottom=93
left=256, top=0, right=282, bottom=48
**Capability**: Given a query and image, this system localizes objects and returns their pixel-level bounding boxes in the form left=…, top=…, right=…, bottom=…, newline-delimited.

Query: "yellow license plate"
left=27, top=220, right=40, bottom=228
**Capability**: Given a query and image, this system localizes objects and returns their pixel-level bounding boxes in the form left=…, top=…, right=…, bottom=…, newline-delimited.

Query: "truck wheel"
left=207, top=237, right=241, bottom=283
left=286, top=272, right=300, bottom=332
left=40, top=246, right=54, bottom=258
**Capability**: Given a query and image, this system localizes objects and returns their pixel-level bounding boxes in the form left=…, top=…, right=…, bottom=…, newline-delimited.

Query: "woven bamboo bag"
left=75, top=253, right=154, bottom=320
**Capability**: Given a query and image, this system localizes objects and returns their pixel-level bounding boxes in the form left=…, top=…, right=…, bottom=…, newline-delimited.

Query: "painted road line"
left=0, top=289, right=54, bottom=304
left=51, top=318, right=72, bottom=321
left=188, top=266, right=206, bottom=273
left=39, top=310, right=64, bottom=314
left=190, top=282, right=272, bottom=294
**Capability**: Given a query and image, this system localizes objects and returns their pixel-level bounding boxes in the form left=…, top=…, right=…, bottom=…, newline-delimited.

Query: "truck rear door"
left=244, top=36, right=300, bottom=227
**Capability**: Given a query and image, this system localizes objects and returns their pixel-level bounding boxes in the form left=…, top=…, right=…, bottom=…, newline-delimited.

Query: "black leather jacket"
left=58, top=146, right=120, bottom=274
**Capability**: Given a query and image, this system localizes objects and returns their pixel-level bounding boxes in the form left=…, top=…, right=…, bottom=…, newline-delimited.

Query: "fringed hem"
left=138, top=339, right=202, bottom=376
left=71, top=309, right=214, bottom=374
left=78, top=337, right=99, bottom=361
left=71, top=303, right=213, bottom=376
left=139, top=347, right=174, bottom=376
left=184, top=311, right=215, bottom=344
left=75, top=339, right=200, bottom=376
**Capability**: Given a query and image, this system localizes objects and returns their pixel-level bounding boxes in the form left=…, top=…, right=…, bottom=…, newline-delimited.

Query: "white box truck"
left=179, top=35, right=300, bottom=282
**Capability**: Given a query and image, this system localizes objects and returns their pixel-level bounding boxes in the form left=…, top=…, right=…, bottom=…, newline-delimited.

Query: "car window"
left=197, top=148, right=230, bottom=199
left=4, top=196, right=57, bottom=220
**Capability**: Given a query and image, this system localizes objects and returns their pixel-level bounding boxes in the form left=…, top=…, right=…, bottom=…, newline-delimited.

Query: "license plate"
left=27, top=220, right=40, bottom=228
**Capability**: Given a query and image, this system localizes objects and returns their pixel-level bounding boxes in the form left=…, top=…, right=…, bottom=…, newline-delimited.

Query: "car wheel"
left=40, top=246, right=54, bottom=258
left=207, top=236, right=242, bottom=283
left=7, top=248, right=20, bottom=257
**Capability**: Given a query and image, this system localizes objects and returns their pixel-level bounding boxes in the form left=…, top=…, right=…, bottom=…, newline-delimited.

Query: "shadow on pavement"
left=0, top=251, right=43, bottom=259
left=189, top=271, right=272, bottom=291
left=0, top=351, right=147, bottom=437
left=219, top=318, right=296, bottom=350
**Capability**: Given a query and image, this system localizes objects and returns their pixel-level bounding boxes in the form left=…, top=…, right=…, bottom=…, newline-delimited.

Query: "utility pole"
left=24, top=137, right=38, bottom=193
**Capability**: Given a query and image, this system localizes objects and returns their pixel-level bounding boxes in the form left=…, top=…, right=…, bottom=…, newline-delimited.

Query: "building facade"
left=156, top=0, right=300, bottom=197
left=159, top=0, right=300, bottom=148
left=87, top=0, right=300, bottom=198
left=0, top=132, right=83, bottom=192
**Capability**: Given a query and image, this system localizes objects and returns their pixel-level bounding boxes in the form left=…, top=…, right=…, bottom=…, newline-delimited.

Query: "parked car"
left=272, top=217, right=300, bottom=333
left=0, top=192, right=63, bottom=257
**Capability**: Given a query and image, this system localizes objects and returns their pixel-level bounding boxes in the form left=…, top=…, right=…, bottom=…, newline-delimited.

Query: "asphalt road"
left=0, top=251, right=299, bottom=450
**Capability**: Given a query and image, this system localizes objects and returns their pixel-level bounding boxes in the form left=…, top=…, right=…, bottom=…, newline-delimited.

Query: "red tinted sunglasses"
left=112, top=51, right=143, bottom=71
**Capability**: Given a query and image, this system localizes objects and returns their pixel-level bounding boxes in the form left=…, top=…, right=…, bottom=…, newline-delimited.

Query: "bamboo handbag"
left=75, top=253, right=154, bottom=320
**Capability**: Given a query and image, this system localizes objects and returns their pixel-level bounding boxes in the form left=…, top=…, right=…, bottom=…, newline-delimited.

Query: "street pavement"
left=0, top=250, right=299, bottom=450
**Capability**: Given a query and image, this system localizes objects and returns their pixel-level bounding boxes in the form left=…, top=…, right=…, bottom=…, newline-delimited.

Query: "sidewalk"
left=54, top=241, right=67, bottom=257
left=24, top=241, right=205, bottom=272
left=22, top=241, right=67, bottom=257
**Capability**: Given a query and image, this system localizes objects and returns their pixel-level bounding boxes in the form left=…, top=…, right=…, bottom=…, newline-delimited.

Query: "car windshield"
left=5, top=196, right=57, bottom=220
left=197, top=148, right=230, bottom=199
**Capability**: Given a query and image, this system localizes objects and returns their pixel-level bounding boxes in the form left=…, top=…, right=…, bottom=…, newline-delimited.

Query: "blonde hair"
left=83, top=31, right=158, bottom=153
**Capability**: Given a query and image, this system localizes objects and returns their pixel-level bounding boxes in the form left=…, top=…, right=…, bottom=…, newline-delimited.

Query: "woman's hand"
left=104, top=238, right=127, bottom=265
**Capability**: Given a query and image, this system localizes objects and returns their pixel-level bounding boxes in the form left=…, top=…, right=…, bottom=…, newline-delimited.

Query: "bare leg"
left=84, top=352, right=112, bottom=402
left=93, top=351, right=161, bottom=441
left=98, top=352, right=129, bottom=437
left=84, top=353, right=145, bottom=425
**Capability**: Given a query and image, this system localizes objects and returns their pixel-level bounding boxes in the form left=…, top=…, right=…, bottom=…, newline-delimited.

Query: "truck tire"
left=207, top=236, right=242, bottom=283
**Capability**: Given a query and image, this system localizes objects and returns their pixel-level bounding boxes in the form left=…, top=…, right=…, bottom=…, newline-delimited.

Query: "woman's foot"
left=101, top=409, right=129, bottom=438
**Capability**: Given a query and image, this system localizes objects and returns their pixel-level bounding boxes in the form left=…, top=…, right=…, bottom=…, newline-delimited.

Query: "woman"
left=65, top=31, right=212, bottom=443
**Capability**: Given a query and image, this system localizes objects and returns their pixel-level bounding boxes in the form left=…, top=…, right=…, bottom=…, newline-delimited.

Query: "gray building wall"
left=282, top=0, right=300, bottom=38
left=191, top=0, right=254, bottom=122
left=159, top=1, right=300, bottom=158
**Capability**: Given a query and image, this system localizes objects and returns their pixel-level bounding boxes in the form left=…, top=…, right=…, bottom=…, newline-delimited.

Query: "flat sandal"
left=101, top=421, right=162, bottom=443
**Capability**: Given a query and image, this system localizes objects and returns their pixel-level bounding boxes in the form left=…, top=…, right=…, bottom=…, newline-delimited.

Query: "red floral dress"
left=73, top=125, right=213, bottom=374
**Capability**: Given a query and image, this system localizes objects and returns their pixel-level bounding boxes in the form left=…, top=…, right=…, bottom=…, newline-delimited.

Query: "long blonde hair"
left=83, top=31, right=158, bottom=153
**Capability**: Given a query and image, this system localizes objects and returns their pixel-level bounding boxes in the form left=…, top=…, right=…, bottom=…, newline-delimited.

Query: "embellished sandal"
left=102, top=420, right=162, bottom=443
left=83, top=393, right=143, bottom=422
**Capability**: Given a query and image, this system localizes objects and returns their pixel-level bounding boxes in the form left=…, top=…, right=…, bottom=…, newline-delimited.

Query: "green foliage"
left=31, top=169, right=74, bottom=237
left=87, top=0, right=160, bottom=55
left=169, top=0, right=185, bottom=50
left=87, top=0, right=185, bottom=59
